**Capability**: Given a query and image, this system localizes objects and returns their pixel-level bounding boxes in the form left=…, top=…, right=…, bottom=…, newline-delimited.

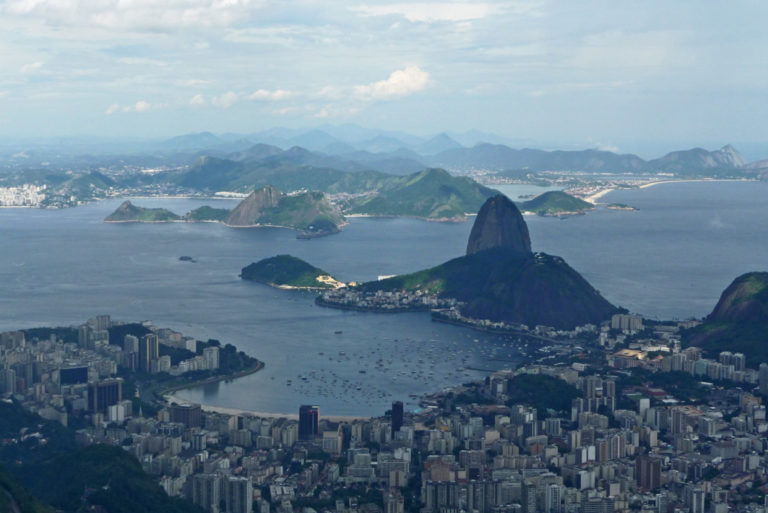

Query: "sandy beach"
left=584, top=178, right=753, bottom=204
left=164, top=392, right=371, bottom=422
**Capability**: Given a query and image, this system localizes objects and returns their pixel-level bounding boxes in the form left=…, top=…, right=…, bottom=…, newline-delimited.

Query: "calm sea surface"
left=1, top=180, right=766, bottom=415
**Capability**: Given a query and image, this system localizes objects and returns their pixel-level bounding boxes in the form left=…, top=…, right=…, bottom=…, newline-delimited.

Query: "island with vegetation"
left=104, top=200, right=181, bottom=222
left=225, top=186, right=345, bottom=237
left=517, top=190, right=595, bottom=216
left=104, top=186, right=346, bottom=237
left=241, top=254, right=345, bottom=290
left=606, top=203, right=638, bottom=211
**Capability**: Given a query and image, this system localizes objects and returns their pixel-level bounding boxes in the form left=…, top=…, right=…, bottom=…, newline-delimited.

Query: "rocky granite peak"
left=225, top=185, right=283, bottom=226
left=466, top=194, right=532, bottom=256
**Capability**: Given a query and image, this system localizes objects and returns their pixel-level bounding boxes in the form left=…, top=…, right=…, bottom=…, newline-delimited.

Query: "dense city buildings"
left=4, top=313, right=768, bottom=513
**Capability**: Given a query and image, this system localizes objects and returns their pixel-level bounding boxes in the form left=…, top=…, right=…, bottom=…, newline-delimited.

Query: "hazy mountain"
left=647, top=145, right=747, bottom=174
left=429, top=142, right=749, bottom=175
left=414, top=133, right=463, bottom=155
left=430, top=144, right=646, bottom=172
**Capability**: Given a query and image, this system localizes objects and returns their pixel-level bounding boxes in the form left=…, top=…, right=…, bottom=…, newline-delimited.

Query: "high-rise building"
left=170, top=403, right=202, bottom=428
left=139, top=333, right=159, bottom=373
left=203, top=346, right=220, bottom=370
left=759, top=363, right=768, bottom=396
left=636, top=455, right=662, bottom=491
left=299, top=405, right=319, bottom=440
left=88, top=378, right=123, bottom=413
left=191, top=473, right=221, bottom=513
left=60, top=366, right=89, bottom=385
left=225, top=476, right=253, bottom=513
left=94, top=314, right=111, bottom=331
left=391, top=400, right=404, bottom=436
left=0, top=368, right=16, bottom=394
left=77, top=324, right=92, bottom=348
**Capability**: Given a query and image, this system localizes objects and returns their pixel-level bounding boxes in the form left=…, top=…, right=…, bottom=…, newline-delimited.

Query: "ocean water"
left=0, top=180, right=766, bottom=415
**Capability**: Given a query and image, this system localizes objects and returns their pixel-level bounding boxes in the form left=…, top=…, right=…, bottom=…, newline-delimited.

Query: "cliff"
left=224, top=185, right=282, bottom=226
left=466, top=194, right=531, bottom=256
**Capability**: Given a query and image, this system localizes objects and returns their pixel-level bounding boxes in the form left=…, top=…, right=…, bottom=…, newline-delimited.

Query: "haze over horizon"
left=0, top=1, right=766, bottom=158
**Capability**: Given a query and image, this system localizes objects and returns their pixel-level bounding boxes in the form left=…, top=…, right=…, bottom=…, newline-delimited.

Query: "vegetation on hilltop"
left=104, top=200, right=180, bottom=222
left=241, top=254, right=340, bottom=289
left=361, top=247, right=617, bottom=329
left=684, top=272, right=768, bottom=366
left=0, top=400, right=201, bottom=513
left=505, top=374, right=582, bottom=418
left=182, top=205, right=231, bottom=221
left=518, top=190, right=594, bottom=216
left=346, top=168, right=497, bottom=220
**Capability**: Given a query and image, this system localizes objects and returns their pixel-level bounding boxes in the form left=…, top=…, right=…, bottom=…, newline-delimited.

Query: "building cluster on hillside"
left=4, top=314, right=768, bottom=513
left=319, top=289, right=460, bottom=312
left=0, top=184, right=46, bottom=206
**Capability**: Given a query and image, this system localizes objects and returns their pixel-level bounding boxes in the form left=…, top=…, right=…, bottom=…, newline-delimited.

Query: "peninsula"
left=318, top=194, right=618, bottom=330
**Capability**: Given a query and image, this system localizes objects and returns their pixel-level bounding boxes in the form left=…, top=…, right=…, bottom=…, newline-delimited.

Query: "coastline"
left=164, top=389, right=371, bottom=422
left=584, top=178, right=754, bottom=204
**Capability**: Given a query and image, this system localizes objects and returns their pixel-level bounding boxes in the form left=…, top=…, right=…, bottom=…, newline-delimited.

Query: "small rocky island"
left=518, top=190, right=594, bottom=216
left=104, top=185, right=346, bottom=238
left=606, top=203, right=638, bottom=211
left=241, top=255, right=345, bottom=290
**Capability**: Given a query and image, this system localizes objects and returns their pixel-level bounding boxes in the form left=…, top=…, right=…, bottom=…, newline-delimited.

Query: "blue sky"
left=0, top=0, right=766, bottom=155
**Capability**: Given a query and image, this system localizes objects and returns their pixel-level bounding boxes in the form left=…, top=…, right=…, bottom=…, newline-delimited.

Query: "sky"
left=0, top=0, right=766, bottom=156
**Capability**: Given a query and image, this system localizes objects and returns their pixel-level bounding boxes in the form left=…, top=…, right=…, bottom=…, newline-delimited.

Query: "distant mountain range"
left=158, top=129, right=755, bottom=178
left=1, top=121, right=762, bottom=179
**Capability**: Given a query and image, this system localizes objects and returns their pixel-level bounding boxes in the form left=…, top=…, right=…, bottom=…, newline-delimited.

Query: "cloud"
left=190, top=94, right=206, bottom=106
left=351, top=3, right=497, bottom=22
left=105, top=100, right=158, bottom=114
left=3, top=0, right=267, bottom=33
left=21, top=61, right=44, bottom=74
left=248, top=89, right=292, bottom=101
left=211, top=91, right=240, bottom=108
left=354, top=66, right=430, bottom=101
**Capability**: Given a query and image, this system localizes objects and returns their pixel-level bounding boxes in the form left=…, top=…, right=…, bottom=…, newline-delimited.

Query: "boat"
left=334, top=330, right=343, bottom=334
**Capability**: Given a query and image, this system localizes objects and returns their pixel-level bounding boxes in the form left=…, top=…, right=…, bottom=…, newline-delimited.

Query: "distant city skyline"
left=0, top=1, right=766, bottom=157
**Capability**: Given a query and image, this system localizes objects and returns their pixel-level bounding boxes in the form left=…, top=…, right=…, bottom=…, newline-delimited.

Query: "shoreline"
left=164, top=390, right=371, bottom=422
left=584, top=178, right=754, bottom=204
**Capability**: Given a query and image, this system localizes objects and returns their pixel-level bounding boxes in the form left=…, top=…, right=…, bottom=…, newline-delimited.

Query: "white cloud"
left=248, top=89, right=292, bottom=101
left=190, top=94, right=206, bottom=106
left=211, top=91, right=240, bottom=108
left=105, top=99, right=157, bottom=114
left=351, top=3, right=497, bottom=22
left=20, top=61, right=43, bottom=74
left=354, top=66, right=430, bottom=101
left=134, top=100, right=151, bottom=112
left=3, top=0, right=267, bottom=33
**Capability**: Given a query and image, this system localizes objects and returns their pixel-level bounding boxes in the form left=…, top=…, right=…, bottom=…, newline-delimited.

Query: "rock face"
left=225, top=185, right=282, bottom=226
left=466, top=194, right=531, bottom=256
left=106, top=200, right=141, bottom=221
left=708, top=272, right=768, bottom=323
